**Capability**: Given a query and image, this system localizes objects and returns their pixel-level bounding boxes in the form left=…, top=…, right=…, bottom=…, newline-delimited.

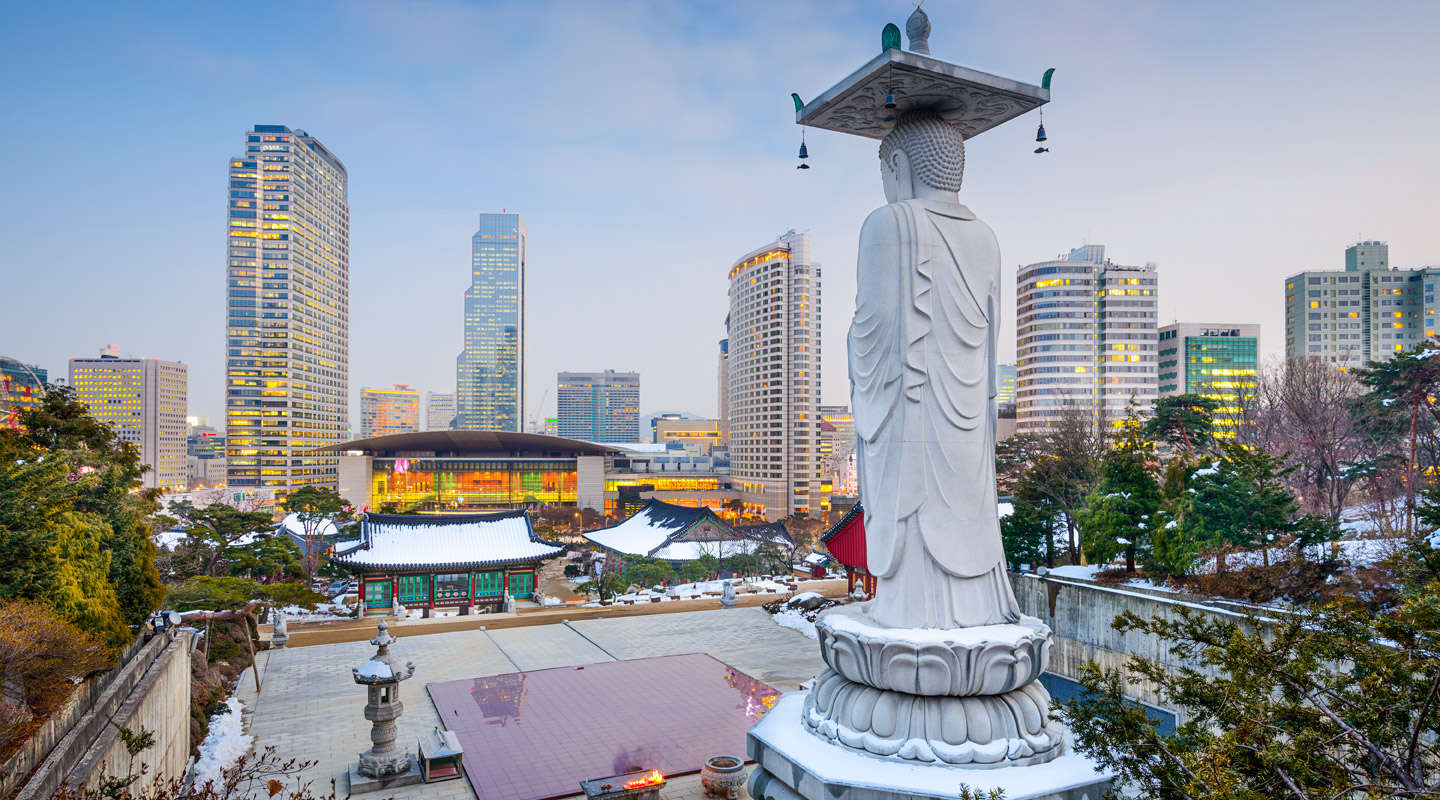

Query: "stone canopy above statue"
left=795, top=44, right=1048, bottom=140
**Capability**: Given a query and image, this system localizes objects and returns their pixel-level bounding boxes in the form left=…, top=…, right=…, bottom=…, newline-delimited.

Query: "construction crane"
left=529, top=388, right=548, bottom=434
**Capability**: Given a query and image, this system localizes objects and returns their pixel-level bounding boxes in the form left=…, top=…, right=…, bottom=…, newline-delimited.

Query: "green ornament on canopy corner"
left=881, top=23, right=901, bottom=53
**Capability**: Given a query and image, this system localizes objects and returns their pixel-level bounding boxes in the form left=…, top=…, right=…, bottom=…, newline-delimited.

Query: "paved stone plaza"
left=236, top=608, right=825, bottom=800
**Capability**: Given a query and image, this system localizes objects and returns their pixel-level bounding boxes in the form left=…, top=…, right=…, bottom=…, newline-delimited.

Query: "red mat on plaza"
left=426, top=653, right=779, bottom=800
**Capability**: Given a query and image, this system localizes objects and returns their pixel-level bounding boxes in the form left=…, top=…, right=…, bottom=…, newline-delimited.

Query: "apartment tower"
left=457, top=212, right=526, bottom=431
left=557, top=370, right=640, bottom=443
left=1283, top=241, right=1439, bottom=366
left=71, top=348, right=188, bottom=490
left=1015, top=244, right=1158, bottom=434
left=359, top=384, right=420, bottom=438
left=725, top=230, right=823, bottom=520
left=224, top=125, right=349, bottom=492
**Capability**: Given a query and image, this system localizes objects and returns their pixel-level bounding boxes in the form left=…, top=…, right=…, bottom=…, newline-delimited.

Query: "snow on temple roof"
left=279, top=512, right=341, bottom=539
left=334, top=510, right=563, bottom=571
left=584, top=499, right=790, bottom=562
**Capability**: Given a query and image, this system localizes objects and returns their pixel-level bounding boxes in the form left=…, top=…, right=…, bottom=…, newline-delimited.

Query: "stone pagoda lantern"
left=348, top=620, right=422, bottom=793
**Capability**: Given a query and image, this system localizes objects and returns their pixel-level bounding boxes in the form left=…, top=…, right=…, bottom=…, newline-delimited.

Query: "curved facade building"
left=725, top=231, right=823, bottom=520
left=1016, top=245, right=1157, bottom=434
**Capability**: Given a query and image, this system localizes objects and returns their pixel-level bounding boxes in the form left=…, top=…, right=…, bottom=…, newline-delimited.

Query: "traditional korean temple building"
left=333, top=511, right=564, bottom=615
left=583, top=498, right=791, bottom=564
left=819, top=501, right=874, bottom=595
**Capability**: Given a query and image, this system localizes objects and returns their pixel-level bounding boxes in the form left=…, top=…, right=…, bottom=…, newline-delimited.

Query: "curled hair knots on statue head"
left=878, top=108, right=965, bottom=193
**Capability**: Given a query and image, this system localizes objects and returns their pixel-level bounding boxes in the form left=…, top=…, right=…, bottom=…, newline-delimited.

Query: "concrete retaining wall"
left=13, top=632, right=192, bottom=800
left=1, top=634, right=156, bottom=799
left=1010, top=573, right=1249, bottom=725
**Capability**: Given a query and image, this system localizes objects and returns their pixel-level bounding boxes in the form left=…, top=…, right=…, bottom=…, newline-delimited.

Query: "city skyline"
left=2, top=1, right=1437, bottom=430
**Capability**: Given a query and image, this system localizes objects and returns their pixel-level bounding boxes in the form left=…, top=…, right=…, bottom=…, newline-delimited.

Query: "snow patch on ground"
left=189, top=697, right=252, bottom=789
left=771, top=608, right=819, bottom=640
left=276, top=603, right=349, bottom=621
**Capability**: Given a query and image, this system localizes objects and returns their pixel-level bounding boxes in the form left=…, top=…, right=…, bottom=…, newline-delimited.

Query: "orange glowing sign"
left=624, top=770, right=664, bottom=789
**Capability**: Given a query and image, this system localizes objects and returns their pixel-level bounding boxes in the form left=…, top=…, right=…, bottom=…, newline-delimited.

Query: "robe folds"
left=849, top=198, right=1020, bottom=628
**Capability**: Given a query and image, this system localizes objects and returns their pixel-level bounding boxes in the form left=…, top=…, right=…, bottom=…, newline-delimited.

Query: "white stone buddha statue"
left=850, top=108, right=1021, bottom=630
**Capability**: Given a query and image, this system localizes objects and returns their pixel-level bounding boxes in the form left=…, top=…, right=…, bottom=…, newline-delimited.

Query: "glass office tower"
left=457, top=213, right=526, bottom=432
left=224, top=125, right=349, bottom=492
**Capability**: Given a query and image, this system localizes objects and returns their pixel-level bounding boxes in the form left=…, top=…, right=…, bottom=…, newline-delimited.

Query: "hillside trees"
left=0, top=388, right=168, bottom=646
left=1061, top=535, right=1440, bottom=799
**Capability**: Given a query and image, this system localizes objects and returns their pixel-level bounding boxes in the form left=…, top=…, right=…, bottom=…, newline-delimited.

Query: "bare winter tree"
left=1021, top=401, right=1106, bottom=565
left=1242, top=355, right=1368, bottom=521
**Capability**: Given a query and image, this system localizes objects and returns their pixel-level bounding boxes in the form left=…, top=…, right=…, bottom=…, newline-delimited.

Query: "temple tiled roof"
left=333, top=510, right=564, bottom=572
left=584, top=499, right=787, bottom=562
left=821, top=502, right=865, bottom=544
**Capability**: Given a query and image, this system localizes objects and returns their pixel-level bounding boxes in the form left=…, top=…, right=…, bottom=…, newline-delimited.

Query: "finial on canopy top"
left=882, top=23, right=901, bottom=53
left=906, top=4, right=931, bottom=55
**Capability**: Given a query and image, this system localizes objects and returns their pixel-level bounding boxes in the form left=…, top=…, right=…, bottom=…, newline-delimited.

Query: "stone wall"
left=13, top=632, right=193, bottom=800
left=1010, top=573, right=1246, bottom=725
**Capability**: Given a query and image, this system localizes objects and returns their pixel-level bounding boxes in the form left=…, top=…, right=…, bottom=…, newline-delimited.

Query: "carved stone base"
left=804, top=669, right=1064, bottom=767
left=749, top=693, right=1110, bottom=800
left=347, top=756, right=421, bottom=795
left=357, top=747, right=413, bottom=779
left=817, top=606, right=1051, bottom=696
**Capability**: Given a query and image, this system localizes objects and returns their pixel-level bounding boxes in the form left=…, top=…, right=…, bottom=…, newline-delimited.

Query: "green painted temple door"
left=364, top=579, right=392, bottom=610
left=508, top=572, right=534, bottom=598
left=472, top=571, right=504, bottom=599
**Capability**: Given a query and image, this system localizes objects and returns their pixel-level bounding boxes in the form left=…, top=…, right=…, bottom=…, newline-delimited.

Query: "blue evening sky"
left=2, top=1, right=1437, bottom=427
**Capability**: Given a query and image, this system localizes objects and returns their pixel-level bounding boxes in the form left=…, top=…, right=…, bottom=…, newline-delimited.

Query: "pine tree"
left=1188, top=442, right=1299, bottom=571
left=1076, top=420, right=1161, bottom=572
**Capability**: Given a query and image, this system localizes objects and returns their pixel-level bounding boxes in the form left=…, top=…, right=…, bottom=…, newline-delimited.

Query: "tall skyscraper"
left=1158, top=323, right=1260, bottom=439
left=457, top=212, right=526, bottom=432
left=71, top=348, right=188, bottom=490
left=1016, top=244, right=1158, bottom=434
left=557, top=370, right=640, bottom=443
left=360, top=384, right=420, bottom=438
left=1283, top=241, right=1437, bottom=366
left=425, top=391, right=456, bottom=431
left=224, top=125, right=349, bottom=492
left=725, top=230, right=823, bottom=520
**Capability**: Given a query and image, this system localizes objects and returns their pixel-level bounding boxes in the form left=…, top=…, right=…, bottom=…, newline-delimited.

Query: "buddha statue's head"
left=879, top=108, right=965, bottom=203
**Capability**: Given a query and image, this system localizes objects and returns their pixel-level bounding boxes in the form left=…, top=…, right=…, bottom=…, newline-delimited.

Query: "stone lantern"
left=348, top=620, right=422, bottom=793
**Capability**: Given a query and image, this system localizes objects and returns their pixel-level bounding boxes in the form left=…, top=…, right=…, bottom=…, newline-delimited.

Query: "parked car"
left=345, top=581, right=359, bottom=594
left=326, top=580, right=349, bottom=597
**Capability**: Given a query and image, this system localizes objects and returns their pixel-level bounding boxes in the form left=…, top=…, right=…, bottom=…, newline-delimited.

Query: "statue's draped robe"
left=849, top=198, right=1021, bottom=629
